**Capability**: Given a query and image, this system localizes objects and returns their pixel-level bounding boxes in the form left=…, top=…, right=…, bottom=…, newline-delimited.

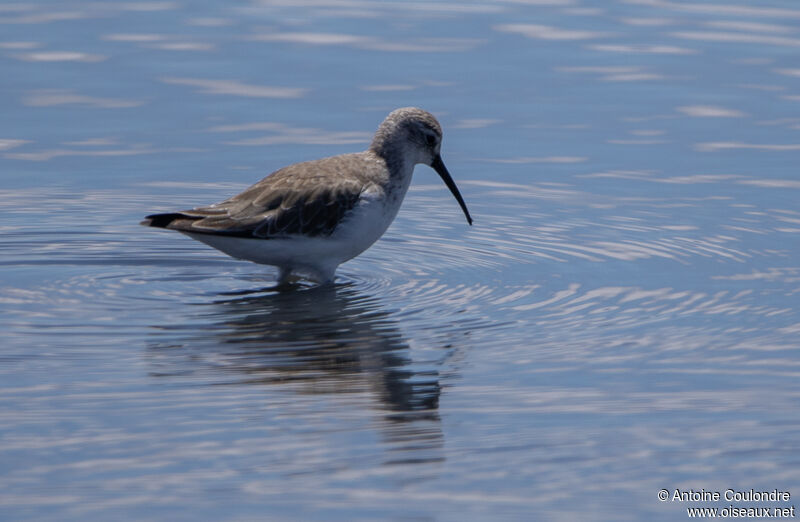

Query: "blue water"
left=1, top=1, right=799, bottom=520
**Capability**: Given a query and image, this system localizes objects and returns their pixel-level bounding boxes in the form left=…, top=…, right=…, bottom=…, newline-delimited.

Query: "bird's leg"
left=306, top=265, right=337, bottom=285
left=276, top=266, right=293, bottom=286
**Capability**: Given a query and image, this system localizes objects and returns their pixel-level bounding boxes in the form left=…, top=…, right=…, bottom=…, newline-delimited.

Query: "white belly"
left=182, top=189, right=403, bottom=275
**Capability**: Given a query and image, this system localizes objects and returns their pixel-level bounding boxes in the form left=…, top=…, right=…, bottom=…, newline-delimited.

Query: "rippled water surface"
left=2, top=1, right=800, bottom=520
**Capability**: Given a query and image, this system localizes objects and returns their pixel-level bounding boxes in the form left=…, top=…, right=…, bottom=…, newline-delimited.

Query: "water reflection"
left=149, top=283, right=444, bottom=464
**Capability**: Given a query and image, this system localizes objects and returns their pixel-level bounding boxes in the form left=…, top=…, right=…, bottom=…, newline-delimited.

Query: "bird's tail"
left=140, top=212, right=198, bottom=228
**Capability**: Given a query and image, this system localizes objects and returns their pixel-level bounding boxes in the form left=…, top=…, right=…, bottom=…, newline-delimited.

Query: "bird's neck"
left=370, top=148, right=414, bottom=209
left=368, top=136, right=415, bottom=183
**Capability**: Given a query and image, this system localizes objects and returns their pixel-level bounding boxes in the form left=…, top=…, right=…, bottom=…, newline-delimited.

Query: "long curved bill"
left=431, top=155, right=473, bottom=225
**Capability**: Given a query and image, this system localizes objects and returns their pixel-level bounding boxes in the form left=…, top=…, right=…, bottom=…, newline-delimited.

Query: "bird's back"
left=143, top=152, right=390, bottom=238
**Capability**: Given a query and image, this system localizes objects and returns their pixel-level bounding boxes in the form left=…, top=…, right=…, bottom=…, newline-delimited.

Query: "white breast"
left=331, top=177, right=411, bottom=263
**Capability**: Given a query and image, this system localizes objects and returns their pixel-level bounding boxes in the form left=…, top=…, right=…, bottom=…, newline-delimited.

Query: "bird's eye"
left=424, top=134, right=437, bottom=147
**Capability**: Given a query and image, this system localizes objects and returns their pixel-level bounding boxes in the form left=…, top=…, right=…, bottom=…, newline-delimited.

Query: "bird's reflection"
left=149, top=281, right=444, bottom=464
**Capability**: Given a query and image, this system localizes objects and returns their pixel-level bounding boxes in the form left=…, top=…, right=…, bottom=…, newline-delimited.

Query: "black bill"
left=431, top=155, right=473, bottom=226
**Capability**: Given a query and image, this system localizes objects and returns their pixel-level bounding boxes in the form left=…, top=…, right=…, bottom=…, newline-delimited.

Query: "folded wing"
left=142, top=155, right=373, bottom=238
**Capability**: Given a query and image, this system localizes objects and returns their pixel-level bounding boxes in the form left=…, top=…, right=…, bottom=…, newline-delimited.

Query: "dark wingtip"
left=141, top=213, right=185, bottom=228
